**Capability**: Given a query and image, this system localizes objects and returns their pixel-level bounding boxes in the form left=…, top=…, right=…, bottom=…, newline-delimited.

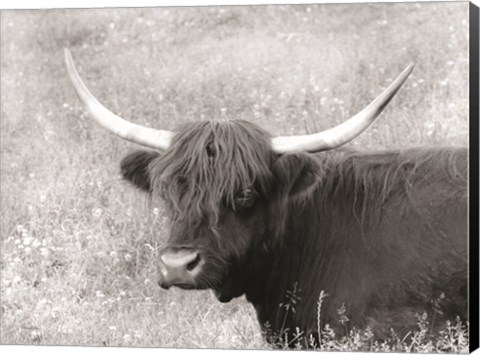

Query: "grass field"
left=0, top=3, right=469, bottom=351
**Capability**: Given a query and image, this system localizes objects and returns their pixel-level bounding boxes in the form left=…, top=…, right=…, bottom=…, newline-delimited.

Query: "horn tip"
left=64, top=48, right=72, bottom=61
left=405, top=63, right=415, bottom=74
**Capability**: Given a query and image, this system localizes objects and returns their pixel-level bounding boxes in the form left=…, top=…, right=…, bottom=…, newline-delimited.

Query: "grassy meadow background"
left=0, top=2, right=469, bottom=350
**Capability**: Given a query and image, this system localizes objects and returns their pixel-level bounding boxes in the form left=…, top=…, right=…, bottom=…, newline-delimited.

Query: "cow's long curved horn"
left=64, top=49, right=173, bottom=150
left=272, top=64, right=414, bottom=153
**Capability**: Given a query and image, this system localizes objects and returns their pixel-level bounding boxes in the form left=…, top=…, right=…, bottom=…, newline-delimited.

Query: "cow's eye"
left=234, top=188, right=256, bottom=208
left=206, top=142, right=216, bottom=158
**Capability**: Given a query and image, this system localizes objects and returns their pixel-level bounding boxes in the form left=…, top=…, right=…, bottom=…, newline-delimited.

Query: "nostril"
left=158, top=280, right=171, bottom=290
left=186, top=253, right=201, bottom=271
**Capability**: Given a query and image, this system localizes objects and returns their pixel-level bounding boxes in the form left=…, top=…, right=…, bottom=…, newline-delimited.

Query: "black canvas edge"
left=469, top=1, right=480, bottom=353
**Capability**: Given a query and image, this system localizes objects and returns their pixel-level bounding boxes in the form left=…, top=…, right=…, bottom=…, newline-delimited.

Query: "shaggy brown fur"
left=149, top=120, right=275, bottom=227
left=282, top=147, right=467, bottom=232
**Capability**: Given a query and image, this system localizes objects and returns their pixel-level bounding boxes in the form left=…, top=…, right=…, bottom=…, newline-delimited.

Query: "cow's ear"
left=120, top=150, right=160, bottom=192
left=273, top=153, right=320, bottom=201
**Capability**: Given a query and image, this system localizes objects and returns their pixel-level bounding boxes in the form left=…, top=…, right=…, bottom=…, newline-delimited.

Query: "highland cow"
left=65, top=49, right=468, bottom=346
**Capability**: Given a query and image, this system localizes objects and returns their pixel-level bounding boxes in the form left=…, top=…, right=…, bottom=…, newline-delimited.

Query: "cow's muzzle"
left=157, top=248, right=203, bottom=289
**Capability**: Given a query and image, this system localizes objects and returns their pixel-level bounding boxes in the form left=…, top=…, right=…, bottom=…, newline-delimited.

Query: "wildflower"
left=110, top=251, right=118, bottom=258
left=109, top=326, right=117, bottom=331
left=39, top=195, right=46, bottom=203
left=92, top=208, right=103, bottom=219
left=152, top=208, right=159, bottom=216
left=123, top=334, right=131, bottom=342
left=95, top=290, right=105, bottom=298
left=62, top=327, right=73, bottom=335
left=30, top=329, right=41, bottom=338
left=337, top=303, right=350, bottom=325
left=46, top=129, right=56, bottom=140
left=124, top=253, right=132, bottom=261
left=12, top=276, right=21, bottom=284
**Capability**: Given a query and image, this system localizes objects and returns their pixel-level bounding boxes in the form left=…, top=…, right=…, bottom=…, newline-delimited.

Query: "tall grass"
left=0, top=3, right=469, bottom=349
left=264, top=287, right=468, bottom=352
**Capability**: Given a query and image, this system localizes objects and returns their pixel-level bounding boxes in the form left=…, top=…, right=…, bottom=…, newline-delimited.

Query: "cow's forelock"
left=150, top=120, right=275, bottom=228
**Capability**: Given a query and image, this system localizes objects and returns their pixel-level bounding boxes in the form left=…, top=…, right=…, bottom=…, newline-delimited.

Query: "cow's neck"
left=243, top=198, right=334, bottom=338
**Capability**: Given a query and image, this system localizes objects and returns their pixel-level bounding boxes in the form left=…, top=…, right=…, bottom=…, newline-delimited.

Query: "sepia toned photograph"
left=0, top=1, right=476, bottom=352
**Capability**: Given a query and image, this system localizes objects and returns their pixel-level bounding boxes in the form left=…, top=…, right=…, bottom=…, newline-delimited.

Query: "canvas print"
left=1, top=1, right=476, bottom=352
